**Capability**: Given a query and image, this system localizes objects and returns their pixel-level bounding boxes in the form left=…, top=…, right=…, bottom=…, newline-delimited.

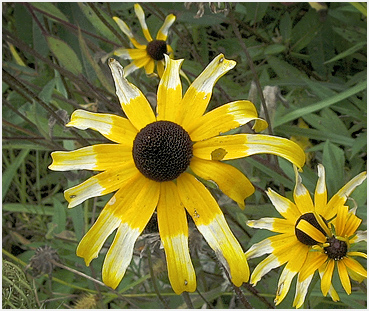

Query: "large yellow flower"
left=113, top=3, right=175, bottom=77
left=246, top=164, right=366, bottom=307
left=49, top=54, right=305, bottom=294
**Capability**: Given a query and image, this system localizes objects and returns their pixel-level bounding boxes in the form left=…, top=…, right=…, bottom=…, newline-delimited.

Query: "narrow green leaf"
left=46, top=36, right=83, bottom=76
left=52, top=197, right=67, bottom=234
left=2, top=149, right=30, bottom=200
left=274, top=81, right=367, bottom=127
left=324, top=41, right=366, bottom=64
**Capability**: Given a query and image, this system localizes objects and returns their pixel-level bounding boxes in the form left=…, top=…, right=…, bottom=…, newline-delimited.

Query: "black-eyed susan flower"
left=296, top=196, right=367, bottom=306
left=49, top=54, right=305, bottom=294
left=113, top=3, right=175, bottom=77
left=245, top=164, right=366, bottom=307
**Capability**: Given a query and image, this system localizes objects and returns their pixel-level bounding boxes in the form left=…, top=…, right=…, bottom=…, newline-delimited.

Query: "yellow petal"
left=343, top=256, right=367, bottom=279
left=337, top=260, right=351, bottom=294
left=157, top=55, right=183, bottom=123
left=66, top=109, right=137, bottom=145
left=102, top=174, right=160, bottom=289
left=314, top=164, right=328, bottom=217
left=108, top=58, right=156, bottom=130
left=326, top=171, right=367, bottom=219
left=299, top=251, right=327, bottom=282
left=188, top=100, right=268, bottom=141
left=190, top=157, right=254, bottom=209
left=76, top=207, right=121, bottom=266
left=245, top=237, right=273, bottom=260
left=247, top=218, right=293, bottom=234
left=114, top=48, right=148, bottom=60
left=321, top=260, right=335, bottom=296
left=177, top=172, right=249, bottom=286
left=293, top=274, right=314, bottom=308
left=266, top=188, right=301, bottom=222
left=296, top=219, right=327, bottom=244
left=293, top=169, right=314, bottom=214
left=178, top=54, right=236, bottom=129
left=193, top=134, right=305, bottom=169
left=275, top=267, right=297, bottom=305
left=49, top=144, right=132, bottom=171
left=157, top=182, right=196, bottom=294
left=64, top=162, right=138, bottom=208
left=134, top=4, right=153, bottom=42
left=156, top=14, right=176, bottom=41
left=250, top=253, right=281, bottom=285
left=143, top=58, right=155, bottom=75
left=113, top=16, right=146, bottom=49
left=157, top=60, right=165, bottom=78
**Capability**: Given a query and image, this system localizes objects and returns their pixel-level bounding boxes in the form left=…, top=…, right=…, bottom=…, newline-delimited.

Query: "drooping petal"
left=295, top=219, right=327, bottom=244
left=335, top=204, right=348, bottom=237
left=326, top=171, right=367, bottom=219
left=190, top=157, right=254, bottom=209
left=102, top=174, right=160, bottom=289
left=293, top=168, right=315, bottom=214
left=337, top=260, right=351, bottom=295
left=66, top=109, right=137, bottom=145
left=134, top=4, right=153, bottom=42
left=157, top=55, right=183, bottom=123
left=344, top=211, right=362, bottom=237
left=314, top=164, right=328, bottom=217
left=193, top=134, right=305, bottom=169
left=108, top=58, right=156, bottom=130
left=245, top=238, right=273, bottom=260
left=157, top=181, right=196, bottom=294
left=321, top=260, right=335, bottom=296
left=266, top=188, right=301, bottom=222
left=49, top=144, right=132, bottom=171
left=178, top=54, right=236, bottom=130
left=177, top=172, right=249, bottom=286
left=157, top=60, right=165, bottom=78
left=293, top=274, right=314, bottom=308
left=156, top=14, right=176, bottom=41
left=114, top=48, right=148, bottom=60
left=76, top=201, right=121, bottom=266
left=250, top=254, right=281, bottom=286
left=188, top=101, right=268, bottom=141
left=122, top=61, right=142, bottom=77
left=113, top=16, right=146, bottom=49
left=274, top=267, right=297, bottom=305
left=64, top=162, right=138, bottom=208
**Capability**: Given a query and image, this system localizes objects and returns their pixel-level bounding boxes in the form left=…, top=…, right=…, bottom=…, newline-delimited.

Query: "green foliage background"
left=2, top=2, right=367, bottom=309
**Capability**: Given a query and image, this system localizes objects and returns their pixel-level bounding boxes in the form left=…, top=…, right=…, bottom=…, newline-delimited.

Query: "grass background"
left=2, top=2, right=367, bottom=308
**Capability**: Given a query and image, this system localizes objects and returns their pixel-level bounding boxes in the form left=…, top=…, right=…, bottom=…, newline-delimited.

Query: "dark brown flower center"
left=324, top=236, right=348, bottom=260
left=132, top=121, right=193, bottom=182
left=295, top=212, right=327, bottom=245
left=146, top=40, right=167, bottom=61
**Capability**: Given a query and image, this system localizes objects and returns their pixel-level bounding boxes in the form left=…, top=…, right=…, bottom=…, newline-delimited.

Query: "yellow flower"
left=296, top=200, right=367, bottom=306
left=49, top=54, right=305, bottom=294
left=113, top=3, right=175, bottom=77
left=246, top=164, right=366, bottom=307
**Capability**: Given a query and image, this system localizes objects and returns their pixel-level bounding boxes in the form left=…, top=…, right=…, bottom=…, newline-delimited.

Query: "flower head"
left=49, top=54, right=305, bottom=294
left=113, top=3, right=175, bottom=77
left=246, top=164, right=366, bottom=308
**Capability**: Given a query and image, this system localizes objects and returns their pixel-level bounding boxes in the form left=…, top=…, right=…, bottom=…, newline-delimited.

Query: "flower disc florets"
left=146, top=40, right=167, bottom=61
left=295, top=212, right=327, bottom=245
left=133, top=120, right=193, bottom=182
left=324, top=236, right=348, bottom=260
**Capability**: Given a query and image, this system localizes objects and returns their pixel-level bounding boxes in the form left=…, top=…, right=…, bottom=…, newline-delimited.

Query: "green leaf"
left=322, top=140, right=345, bottom=196
left=52, top=197, right=67, bottom=234
left=2, top=149, right=30, bottom=200
left=274, top=81, right=367, bottom=127
left=291, top=9, right=322, bottom=52
left=46, top=36, right=83, bottom=76
left=279, top=12, right=292, bottom=43
left=264, top=44, right=286, bottom=55
left=324, top=41, right=366, bottom=64
left=30, top=2, right=69, bottom=23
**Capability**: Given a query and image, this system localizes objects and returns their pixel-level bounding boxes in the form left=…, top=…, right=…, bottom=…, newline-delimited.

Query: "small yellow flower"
left=113, top=3, right=175, bottom=77
left=296, top=203, right=367, bottom=306
left=246, top=164, right=366, bottom=308
left=49, top=54, right=305, bottom=294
